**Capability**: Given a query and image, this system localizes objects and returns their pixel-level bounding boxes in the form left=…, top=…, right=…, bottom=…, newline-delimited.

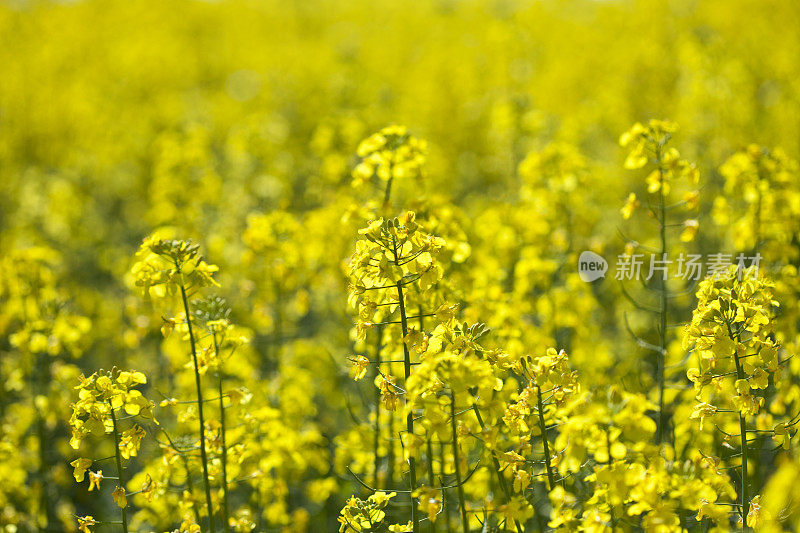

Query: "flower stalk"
left=179, top=278, right=215, bottom=533
left=655, top=143, right=668, bottom=445
left=535, top=385, right=556, bottom=491
left=109, top=404, right=129, bottom=533
left=449, top=392, right=468, bottom=533
left=213, top=333, right=230, bottom=533
left=393, top=235, right=419, bottom=533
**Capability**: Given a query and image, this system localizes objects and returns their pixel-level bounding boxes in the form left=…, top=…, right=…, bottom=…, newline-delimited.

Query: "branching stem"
left=109, top=405, right=129, bottom=533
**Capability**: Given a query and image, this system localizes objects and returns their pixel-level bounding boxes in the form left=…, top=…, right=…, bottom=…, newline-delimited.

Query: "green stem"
left=449, top=392, right=469, bottom=533
left=179, top=280, right=215, bottom=533
left=420, top=307, right=437, bottom=533
left=393, top=237, right=418, bottom=533
left=426, top=435, right=437, bottom=533
left=387, top=405, right=396, bottom=488
left=754, top=167, right=763, bottom=255
left=29, top=286, right=55, bottom=531
left=440, top=441, right=453, bottom=533
left=273, top=281, right=283, bottom=367
left=737, top=402, right=750, bottom=527
left=181, top=453, right=203, bottom=526
left=535, top=385, right=556, bottom=491
left=728, top=317, right=750, bottom=531
left=213, top=333, right=230, bottom=533
left=384, top=176, right=394, bottom=207
left=656, top=146, right=668, bottom=445
left=109, top=405, right=129, bottom=533
left=374, top=324, right=384, bottom=489
left=472, top=404, right=522, bottom=533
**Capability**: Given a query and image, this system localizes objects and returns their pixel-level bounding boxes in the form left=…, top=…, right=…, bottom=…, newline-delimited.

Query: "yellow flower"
left=119, top=425, right=146, bottom=459
left=112, top=486, right=127, bottom=508
left=697, top=499, right=729, bottom=524
left=376, top=375, right=400, bottom=411
left=773, top=422, right=791, bottom=449
left=498, top=496, right=534, bottom=525
left=70, top=458, right=92, bottom=482
left=746, top=495, right=762, bottom=528
left=351, top=126, right=427, bottom=187
left=415, top=487, right=442, bottom=522
left=130, top=237, right=220, bottom=298
left=348, top=355, right=370, bottom=381
left=621, top=192, right=640, bottom=219
left=369, top=491, right=396, bottom=507
left=88, top=470, right=103, bottom=491
left=338, top=491, right=396, bottom=532
left=77, top=516, right=98, bottom=533
left=683, top=189, right=700, bottom=209
left=680, top=219, right=699, bottom=242
left=499, top=451, right=526, bottom=472
left=116, top=371, right=146, bottom=386
left=733, top=379, right=764, bottom=416
left=513, top=469, right=531, bottom=493
left=689, top=403, right=717, bottom=430
left=179, top=519, right=202, bottom=533
left=750, top=367, right=769, bottom=389
left=141, top=473, right=156, bottom=502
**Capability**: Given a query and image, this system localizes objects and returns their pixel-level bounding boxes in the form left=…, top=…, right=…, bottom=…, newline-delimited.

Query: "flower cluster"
left=352, top=125, right=427, bottom=188
left=69, top=369, right=155, bottom=532
left=131, top=237, right=220, bottom=299
left=684, top=265, right=797, bottom=526
left=684, top=265, right=782, bottom=422
left=348, top=211, right=445, bottom=340
left=714, top=144, right=800, bottom=259
left=5, top=1, right=800, bottom=530
left=337, top=491, right=400, bottom=532
left=69, top=369, right=155, bottom=450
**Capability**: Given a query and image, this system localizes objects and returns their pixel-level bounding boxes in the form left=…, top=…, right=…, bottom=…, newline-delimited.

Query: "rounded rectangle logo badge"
left=578, top=251, right=608, bottom=282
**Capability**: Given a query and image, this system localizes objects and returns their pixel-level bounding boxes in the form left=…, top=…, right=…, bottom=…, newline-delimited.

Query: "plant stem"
left=393, top=237, right=418, bottom=533
left=449, top=392, right=469, bottom=533
left=273, top=281, right=283, bottom=368
left=420, top=307, right=437, bottom=533
left=374, top=324, right=384, bottom=489
left=181, top=453, right=204, bottom=526
left=213, top=333, right=230, bottom=533
left=472, top=404, right=522, bottom=533
left=754, top=166, right=763, bottom=256
left=179, top=280, right=215, bottom=533
left=109, top=405, right=129, bottom=533
left=383, top=161, right=394, bottom=208
left=656, top=145, right=668, bottom=445
left=384, top=176, right=394, bottom=207
left=440, top=440, right=453, bottom=533
left=728, top=318, right=750, bottom=530
left=737, top=405, right=750, bottom=527
left=535, top=385, right=556, bottom=491
left=426, top=434, right=437, bottom=533
left=387, top=405, right=396, bottom=488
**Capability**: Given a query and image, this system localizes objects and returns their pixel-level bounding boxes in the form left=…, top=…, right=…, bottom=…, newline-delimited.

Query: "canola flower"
left=352, top=125, right=428, bottom=205
left=69, top=368, right=156, bottom=532
left=9, top=119, right=797, bottom=533
left=131, top=237, right=220, bottom=531
left=1, top=1, right=800, bottom=530
left=684, top=265, right=796, bottom=529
